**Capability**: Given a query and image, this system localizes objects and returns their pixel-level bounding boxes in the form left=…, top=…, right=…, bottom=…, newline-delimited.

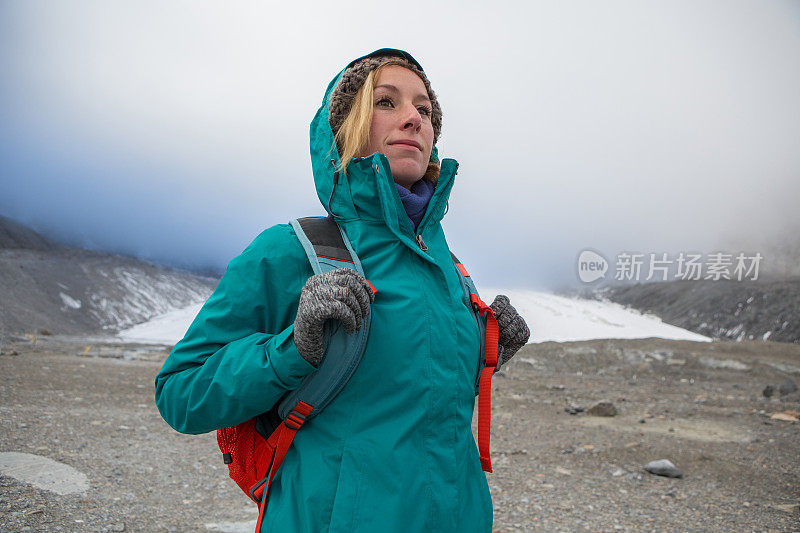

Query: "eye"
left=375, top=96, right=394, bottom=108
left=417, top=105, right=432, bottom=117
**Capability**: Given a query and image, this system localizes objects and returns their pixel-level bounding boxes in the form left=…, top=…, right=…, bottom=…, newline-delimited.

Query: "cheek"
left=423, top=126, right=434, bottom=154
left=368, top=115, right=392, bottom=145
left=366, top=119, right=380, bottom=149
left=423, top=122, right=434, bottom=142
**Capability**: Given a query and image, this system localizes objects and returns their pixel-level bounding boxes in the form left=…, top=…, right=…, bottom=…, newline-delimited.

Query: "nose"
left=400, top=103, right=422, bottom=132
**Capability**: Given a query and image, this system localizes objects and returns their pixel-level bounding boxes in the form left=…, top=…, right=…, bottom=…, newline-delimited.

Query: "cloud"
left=2, top=1, right=798, bottom=288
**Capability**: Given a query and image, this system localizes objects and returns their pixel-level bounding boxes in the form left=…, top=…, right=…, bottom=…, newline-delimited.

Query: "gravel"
left=2, top=336, right=799, bottom=532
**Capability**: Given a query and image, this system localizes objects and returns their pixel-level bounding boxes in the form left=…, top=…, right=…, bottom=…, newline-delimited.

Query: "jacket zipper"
left=370, top=154, right=440, bottom=253
left=412, top=165, right=457, bottom=253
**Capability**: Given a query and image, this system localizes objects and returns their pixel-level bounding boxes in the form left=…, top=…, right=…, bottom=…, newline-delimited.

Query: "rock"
left=770, top=412, right=798, bottom=422
left=644, top=459, right=683, bottom=478
left=762, top=384, right=776, bottom=398
left=779, top=379, right=798, bottom=396
left=770, top=503, right=799, bottom=514
left=565, top=405, right=585, bottom=415
left=0, top=452, right=89, bottom=495
left=588, top=401, right=618, bottom=417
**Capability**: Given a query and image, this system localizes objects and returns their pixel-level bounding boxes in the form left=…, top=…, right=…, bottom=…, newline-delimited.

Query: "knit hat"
left=329, top=52, right=442, bottom=149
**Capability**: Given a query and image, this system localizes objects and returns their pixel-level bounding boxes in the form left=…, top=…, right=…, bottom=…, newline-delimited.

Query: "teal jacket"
left=154, top=49, right=493, bottom=532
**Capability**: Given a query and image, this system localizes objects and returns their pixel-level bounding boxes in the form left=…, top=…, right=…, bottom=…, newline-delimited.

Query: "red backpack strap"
left=253, top=400, right=314, bottom=532
left=469, top=294, right=499, bottom=473
left=450, top=252, right=500, bottom=473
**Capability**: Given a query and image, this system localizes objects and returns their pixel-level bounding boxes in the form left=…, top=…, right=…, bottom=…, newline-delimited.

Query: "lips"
left=389, top=139, right=422, bottom=151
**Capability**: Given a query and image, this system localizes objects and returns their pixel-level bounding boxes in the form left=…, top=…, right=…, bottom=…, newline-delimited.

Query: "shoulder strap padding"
left=296, top=216, right=353, bottom=263
left=278, top=217, right=371, bottom=421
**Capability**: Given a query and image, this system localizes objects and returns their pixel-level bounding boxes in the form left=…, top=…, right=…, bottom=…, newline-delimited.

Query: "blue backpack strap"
left=449, top=252, right=503, bottom=396
left=276, top=217, right=371, bottom=421
left=248, top=216, right=373, bottom=526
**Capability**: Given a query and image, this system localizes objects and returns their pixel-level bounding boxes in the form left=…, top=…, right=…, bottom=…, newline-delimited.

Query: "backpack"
left=215, top=216, right=500, bottom=531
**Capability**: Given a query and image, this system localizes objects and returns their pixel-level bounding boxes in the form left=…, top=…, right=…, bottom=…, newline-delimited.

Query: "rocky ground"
left=1, top=334, right=799, bottom=532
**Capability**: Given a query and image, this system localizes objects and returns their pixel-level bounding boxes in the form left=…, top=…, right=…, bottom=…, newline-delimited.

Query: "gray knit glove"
left=490, top=295, right=530, bottom=365
left=293, top=268, right=375, bottom=367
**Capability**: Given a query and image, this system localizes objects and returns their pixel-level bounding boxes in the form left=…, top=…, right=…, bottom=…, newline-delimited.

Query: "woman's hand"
left=490, top=295, right=530, bottom=365
left=293, top=268, right=375, bottom=367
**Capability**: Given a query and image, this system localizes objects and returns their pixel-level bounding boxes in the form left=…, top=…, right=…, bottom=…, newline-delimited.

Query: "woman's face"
left=361, top=65, right=434, bottom=189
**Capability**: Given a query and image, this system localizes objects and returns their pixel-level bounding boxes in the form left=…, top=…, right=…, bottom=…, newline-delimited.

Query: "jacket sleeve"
left=154, top=224, right=317, bottom=435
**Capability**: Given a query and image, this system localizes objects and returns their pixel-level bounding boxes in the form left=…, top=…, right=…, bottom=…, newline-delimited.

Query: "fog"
left=2, top=1, right=798, bottom=289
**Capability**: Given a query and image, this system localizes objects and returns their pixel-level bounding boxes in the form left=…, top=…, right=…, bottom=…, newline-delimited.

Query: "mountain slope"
left=596, top=279, right=800, bottom=343
left=0, top=214, right=66, bottom=252
left=0, top=215, right=217, bottom=336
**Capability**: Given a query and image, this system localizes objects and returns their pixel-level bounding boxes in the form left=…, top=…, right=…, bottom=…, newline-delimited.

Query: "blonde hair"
left=333, top=60, right=440, bottom=184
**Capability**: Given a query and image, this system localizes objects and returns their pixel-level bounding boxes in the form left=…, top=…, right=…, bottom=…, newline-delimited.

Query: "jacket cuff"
left=267, top=324, right=318, bottom=389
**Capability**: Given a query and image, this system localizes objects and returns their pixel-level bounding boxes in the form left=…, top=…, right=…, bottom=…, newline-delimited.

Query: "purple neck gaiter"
left=395, top=178, right=435, bottom=231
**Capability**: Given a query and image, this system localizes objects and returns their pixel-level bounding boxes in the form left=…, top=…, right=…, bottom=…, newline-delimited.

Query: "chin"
left=390, top=164, right=426, bottom=187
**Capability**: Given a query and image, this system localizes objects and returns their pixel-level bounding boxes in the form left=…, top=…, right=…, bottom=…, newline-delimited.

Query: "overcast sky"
left=1, top=1, right=798, bottom=290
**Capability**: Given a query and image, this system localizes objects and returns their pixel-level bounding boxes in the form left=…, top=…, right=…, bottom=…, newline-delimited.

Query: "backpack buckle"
left=470, top=294, right=493, bottom=317
left=248, top=475, right=268, bottom=502
left=284, top=409, right=308, bottom=431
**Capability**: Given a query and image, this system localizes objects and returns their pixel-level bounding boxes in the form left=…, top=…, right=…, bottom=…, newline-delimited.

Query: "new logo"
left=577, top=249, right=608, bottom=283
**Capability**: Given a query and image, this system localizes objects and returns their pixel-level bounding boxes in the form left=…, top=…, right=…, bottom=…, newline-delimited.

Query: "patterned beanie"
left=328, top=52, right=442, bottom=149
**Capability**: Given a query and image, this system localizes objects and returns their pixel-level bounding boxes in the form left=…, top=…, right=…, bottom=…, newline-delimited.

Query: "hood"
left=308, top=48, right=459, bottom=241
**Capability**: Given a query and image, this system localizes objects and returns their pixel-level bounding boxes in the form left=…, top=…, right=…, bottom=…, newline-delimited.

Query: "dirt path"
left=1, top=336, right=798, bottom=532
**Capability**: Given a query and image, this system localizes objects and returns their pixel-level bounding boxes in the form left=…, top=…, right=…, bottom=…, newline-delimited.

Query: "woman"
left=155, top=48, right=530, bottom=532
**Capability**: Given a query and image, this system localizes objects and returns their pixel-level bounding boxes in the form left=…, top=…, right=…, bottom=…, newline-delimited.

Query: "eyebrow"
left=374, top=84, right=430, bottom=102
